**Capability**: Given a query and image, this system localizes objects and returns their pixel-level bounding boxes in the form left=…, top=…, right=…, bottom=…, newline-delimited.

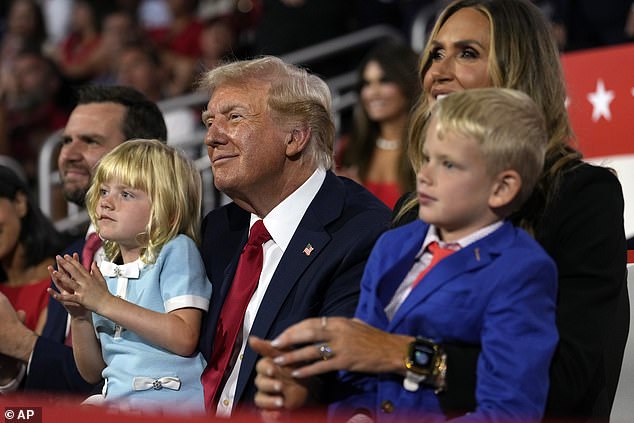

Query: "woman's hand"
left=268, top=317, right=414, bottom=378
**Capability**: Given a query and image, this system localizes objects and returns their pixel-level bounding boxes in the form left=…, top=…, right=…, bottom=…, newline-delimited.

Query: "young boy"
left=336, top=87, right=559, bottom=422
left=250, top=88, right=559, bottom=423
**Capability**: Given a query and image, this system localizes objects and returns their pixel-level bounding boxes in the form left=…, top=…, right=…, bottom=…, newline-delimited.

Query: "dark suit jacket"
left=393, top=161, right=629, bottom=421
left=24, top=237, right=98, bottom=394
left=199, top=171, right=391, bottom=409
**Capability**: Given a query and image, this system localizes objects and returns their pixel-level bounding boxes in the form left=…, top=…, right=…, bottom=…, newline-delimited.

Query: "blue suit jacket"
left=199, top=171, right=391, bottom=409
left=331, top=219, right=558, bottom=423
left=24, top=237, right=98, bottom=394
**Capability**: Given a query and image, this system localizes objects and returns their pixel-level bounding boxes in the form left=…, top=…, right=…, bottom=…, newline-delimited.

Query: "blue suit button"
left=380, top=400, right=394, bottom=413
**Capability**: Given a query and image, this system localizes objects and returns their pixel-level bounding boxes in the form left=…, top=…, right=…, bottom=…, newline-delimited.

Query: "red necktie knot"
left=427, top=241, right=456, bottom=261
left=411, top=241, right=459, bottom=289
left=247, top=219, right=271, bottom=247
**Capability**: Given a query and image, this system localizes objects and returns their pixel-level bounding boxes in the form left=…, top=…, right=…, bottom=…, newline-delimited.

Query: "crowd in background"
left=0, top=0, right=631, bottom=421
left=0, top=0, right=632, bottom=210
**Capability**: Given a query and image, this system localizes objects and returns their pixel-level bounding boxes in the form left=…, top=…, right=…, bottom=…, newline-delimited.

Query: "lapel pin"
left=303, top=243, right=314, bottom=256
left=474, top=248, right=481, bottom=262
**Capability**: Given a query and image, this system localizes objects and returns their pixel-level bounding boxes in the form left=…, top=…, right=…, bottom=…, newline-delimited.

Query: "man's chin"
left=63, top=186, right=88, bottom=207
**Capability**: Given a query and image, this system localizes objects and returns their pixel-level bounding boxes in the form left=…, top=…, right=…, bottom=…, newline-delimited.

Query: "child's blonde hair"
left=429, top=88, right=547, bottom=212
left=86, top=139, right=202, bottom=263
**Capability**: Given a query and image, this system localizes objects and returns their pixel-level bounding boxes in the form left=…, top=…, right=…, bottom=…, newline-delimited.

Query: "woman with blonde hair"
left=250, top=1, right=628, bottom=421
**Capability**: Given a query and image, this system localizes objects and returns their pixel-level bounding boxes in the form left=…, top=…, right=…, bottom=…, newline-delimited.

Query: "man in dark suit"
left=0, top=85, right=167, bottom=394
left=198, top=56, right=391, bottom=416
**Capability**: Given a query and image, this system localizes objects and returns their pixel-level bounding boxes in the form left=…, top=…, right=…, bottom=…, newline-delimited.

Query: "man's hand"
left=0, top=292, right=37, bottom=363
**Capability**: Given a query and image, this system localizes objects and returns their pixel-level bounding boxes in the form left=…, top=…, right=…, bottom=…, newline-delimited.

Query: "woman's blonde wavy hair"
left=86, top=139, right=202, bottom=264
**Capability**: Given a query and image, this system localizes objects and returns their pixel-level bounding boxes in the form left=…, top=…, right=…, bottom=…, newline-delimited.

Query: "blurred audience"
left=115, top=40, right=200, bottom=151
left=50, top=0, right=117, bottom=84
left=39, top=0, right=73, bottom=48
left=197, top=16, right=235, bottom=72
left=91, top=8, right=143, bottom=85
left=0, top=0, right=47, bottom=75
left=0, top=0, right=632, bottom=222
left=1, top=47, right=74, bottom=186
left=336, top=40, right=420, bottom=208
left=550, top=0, right=634, bottom=51
left=146, top=0, right=203, bottom=96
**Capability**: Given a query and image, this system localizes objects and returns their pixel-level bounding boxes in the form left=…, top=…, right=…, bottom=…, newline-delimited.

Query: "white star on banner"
left=587, top=79, right=615, bottom=122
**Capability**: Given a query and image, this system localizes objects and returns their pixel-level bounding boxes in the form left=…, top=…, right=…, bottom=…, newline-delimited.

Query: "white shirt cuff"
left=0, top=363, right=26, bottom=393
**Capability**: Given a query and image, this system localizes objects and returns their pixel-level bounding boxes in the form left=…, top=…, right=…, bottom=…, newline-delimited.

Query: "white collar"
left=252, top=168, right=326, bottom=253
left=99, top=258, right=144, bottom=279
left=417, top=220, right=504, bottom=258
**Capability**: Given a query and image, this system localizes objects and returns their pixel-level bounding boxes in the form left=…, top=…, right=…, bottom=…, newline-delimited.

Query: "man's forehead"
left=64, top=102, right=126, bottom=140
left=207, top=82, right=269, bottom=110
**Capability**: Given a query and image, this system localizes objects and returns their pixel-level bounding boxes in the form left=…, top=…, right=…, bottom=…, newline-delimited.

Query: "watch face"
left=414, top=346, right=434, bottom=367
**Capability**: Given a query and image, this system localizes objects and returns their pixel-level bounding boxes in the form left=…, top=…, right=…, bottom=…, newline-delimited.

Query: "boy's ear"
left=285, top=126, right=311, bottom=157
left=488, top=169, right=521, bottom=209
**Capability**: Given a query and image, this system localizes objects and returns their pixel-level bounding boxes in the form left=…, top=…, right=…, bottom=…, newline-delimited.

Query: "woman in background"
left=336, top=40, right=420, bottom=208
left=0, top=164, right=68, bottom=333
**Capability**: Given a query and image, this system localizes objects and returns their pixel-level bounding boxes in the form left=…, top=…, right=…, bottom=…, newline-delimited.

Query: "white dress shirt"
left=216, top=168, right=327, bottom=417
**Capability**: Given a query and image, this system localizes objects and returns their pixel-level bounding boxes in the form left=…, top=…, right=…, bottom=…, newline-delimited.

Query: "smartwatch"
left=403, top=337, right=447, bottom=393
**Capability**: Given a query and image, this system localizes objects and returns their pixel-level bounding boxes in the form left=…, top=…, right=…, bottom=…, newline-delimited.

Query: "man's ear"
left=285, top=126, right=311, bottom=157
left=488, top=169, right=521, bottom=209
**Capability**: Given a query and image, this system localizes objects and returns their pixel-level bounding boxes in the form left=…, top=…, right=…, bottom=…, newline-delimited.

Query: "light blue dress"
left=92, top=235, right=212, bottom=415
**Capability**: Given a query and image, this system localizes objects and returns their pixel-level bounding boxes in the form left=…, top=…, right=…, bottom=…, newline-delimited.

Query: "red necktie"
left=201, top=220, right=271, bottom=411
left=66, top=233, right=102, bottom=346
left=411, top=241, right=458, bottom=289
left=81, top=233, right=103, bottom=271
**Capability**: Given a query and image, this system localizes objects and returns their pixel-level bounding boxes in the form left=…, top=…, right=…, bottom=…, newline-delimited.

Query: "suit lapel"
left=375, top=221, right=428, bottom=309
left=389, top=221, right=515, bottom=330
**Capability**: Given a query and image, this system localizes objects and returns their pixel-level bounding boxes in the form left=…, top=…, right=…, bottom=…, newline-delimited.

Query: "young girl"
left=48, top=139, right=212, bottom=415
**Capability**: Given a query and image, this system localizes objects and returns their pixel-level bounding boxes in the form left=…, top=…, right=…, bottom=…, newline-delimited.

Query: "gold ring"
left=317, top=343, right=334, bottom=361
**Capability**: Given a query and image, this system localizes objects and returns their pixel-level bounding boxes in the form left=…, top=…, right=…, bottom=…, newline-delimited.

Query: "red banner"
left=562, top=42, right=634, bottom=159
